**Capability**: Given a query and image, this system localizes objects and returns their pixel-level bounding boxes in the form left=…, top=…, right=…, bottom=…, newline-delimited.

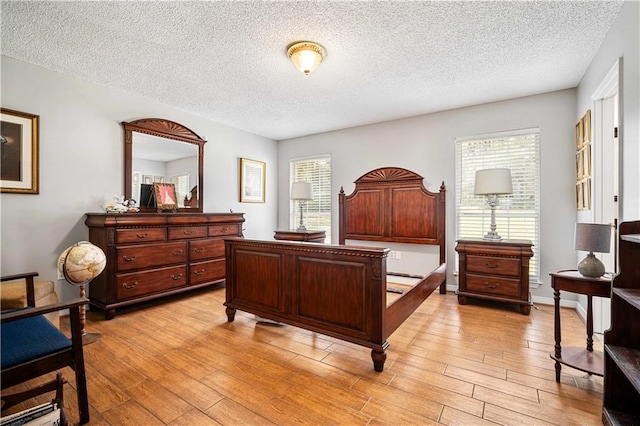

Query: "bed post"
left=438, top=181, right=447, bottom=294
left=338, top=187, right=346, bottom=245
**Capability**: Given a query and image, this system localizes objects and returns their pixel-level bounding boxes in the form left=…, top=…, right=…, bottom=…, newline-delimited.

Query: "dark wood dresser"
left=85, top=212, right=244, bottom=319
left=455, top=239, right=533, bottom=315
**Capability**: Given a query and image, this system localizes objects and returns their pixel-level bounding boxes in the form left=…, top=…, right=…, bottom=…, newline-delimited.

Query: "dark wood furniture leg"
left=586, top=295, right=594, bottom=352
left=553, top=287, right=562, bottom=382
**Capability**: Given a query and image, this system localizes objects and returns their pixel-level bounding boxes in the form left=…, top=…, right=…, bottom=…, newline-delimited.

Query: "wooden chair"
left=1, top=272, right=90, bottom=424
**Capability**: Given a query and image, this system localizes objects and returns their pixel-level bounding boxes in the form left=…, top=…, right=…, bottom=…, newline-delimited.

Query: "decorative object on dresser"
left=574, top=222, right=611, bottom=277
left=239, top=157, right=266, bottom=203
left=474, top=168, right=513, bottom=241
left=153, top=182, right=178, bottom=213
left=85, top=212, right=244, bottom=319
left=0, top=108, right=39, bottom=194
left=273, top=229, right=326, bottom=243
left=123, top=118, right=205, bottom=212
left=58, top=241, right=107, bottom=344
left=290, top=181, right=313, bottom=231
left=602, top=220, right=640, bottom=425
left=226, top=167, right=447, bottom=372
left=455, top=239, right=533, bottom=315
left=549, top=270, right=611, bottom=382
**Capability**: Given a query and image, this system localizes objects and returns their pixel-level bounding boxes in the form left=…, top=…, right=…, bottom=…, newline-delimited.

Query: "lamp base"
left=296, top=225, right=307, bottom=232
left=577, top=252, right=605, bottom=277
left=482, top=231, right=502, bottom=241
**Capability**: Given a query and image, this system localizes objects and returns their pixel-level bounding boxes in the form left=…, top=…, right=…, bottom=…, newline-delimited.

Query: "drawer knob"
left=221, top=227, right=228, bottom=232
left=122, top=281, right=138, bottom=289
left=485, top=263, right=499, bottom=269
left=171, top=273, right=183, bottom=280
left=194, top=247, right=205, bottom=253
left=123, top=255, right=137, bottom=262
left=171, top=250, right=183, bottom=256
left=487, top=283, right=500, bottom=289
left=136, top=232, right=148, bottom=239
left=194, top=269, right=205, bottom=275
left=183, top=230, right=193, bottom=235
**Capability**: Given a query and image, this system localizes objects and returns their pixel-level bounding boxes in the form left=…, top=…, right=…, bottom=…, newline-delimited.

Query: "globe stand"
left=77, top=283, right=101, bottom=345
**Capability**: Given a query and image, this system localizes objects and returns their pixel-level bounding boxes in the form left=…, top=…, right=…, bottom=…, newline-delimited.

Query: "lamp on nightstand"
left=575, top=223, right=611, bottom=277
left=291, top=182, right=313, bottom=231
left=474, top=168, right=513, bottom=241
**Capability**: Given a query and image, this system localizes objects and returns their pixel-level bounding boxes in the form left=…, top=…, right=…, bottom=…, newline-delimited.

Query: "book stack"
left=0, top=402, right=61, bottom=426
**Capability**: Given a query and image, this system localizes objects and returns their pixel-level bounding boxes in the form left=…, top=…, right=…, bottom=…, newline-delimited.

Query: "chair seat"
left=1, top=315, right=71, bottom=370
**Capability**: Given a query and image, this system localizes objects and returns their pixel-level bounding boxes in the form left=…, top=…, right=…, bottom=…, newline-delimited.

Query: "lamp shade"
left=574, top=223, right=611, bottom=253
left=287, top=41, right=325, bottom=75
left=291, top=182, right=313, bottom=200
left=474, top=168, right=513, bottom=195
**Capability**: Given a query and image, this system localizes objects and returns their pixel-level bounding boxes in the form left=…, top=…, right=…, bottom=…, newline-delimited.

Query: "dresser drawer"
left=209, top=224, right=239, bottom=237
left=466, top=273, right=520, bottom=297
left=190, top=239, right=225, bottom=261
left=117, top=241, right=187, bottom=271
left=116, top=266, right=187, bottom=300
left=190, top=259, right=225, bottom=285
left=466, top=255, right=520, bottom=277
left=168, top=226, right=207, bottom=240
left=117, top=228, right=166, bottom=244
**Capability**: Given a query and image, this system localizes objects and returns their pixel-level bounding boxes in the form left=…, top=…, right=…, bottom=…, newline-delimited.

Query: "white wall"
left=278, top=89, right=578, bottom=302
left=577, top=0, right=639, bottom=221
left=0, top=56, right=278, bottom=302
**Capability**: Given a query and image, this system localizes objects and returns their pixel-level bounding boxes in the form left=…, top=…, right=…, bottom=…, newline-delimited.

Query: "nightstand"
left=273, top=230, right=326, bottom=243
left=455, top=239, right=534, bottom=315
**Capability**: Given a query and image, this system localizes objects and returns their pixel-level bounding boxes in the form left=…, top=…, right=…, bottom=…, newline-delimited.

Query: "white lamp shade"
left=291, top=182, right=313, bottom=200
left=474, top=168, right=513, bottom=195
left=575, top=223, right=611, bottom=253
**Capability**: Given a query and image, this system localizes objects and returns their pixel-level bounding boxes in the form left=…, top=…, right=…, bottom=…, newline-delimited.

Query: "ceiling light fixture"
left=287, top=41, right=325, bottom=75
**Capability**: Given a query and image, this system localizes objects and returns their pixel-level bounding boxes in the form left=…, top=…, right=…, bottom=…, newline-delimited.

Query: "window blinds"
left=455, top=130, right=541, bottom=281
left=290, top=156, right=332, bottom=243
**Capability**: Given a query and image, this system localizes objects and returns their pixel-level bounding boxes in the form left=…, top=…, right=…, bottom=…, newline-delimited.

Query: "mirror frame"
left=123, top=118, right=205, bottom=213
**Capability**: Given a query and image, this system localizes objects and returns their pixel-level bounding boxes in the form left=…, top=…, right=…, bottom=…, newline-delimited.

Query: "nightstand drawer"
left=466, top=255, right=520, bottom=277
left=466, top=273, right=520, bottom=297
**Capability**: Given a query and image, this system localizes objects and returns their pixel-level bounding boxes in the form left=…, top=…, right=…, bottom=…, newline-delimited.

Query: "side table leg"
left=586, top=295, right=594, bottom=352
left=553, top=288, right=562, bottom=382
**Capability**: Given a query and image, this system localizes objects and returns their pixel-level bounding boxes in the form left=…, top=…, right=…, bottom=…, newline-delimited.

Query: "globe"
left=58, top=241, right=107, bottom=285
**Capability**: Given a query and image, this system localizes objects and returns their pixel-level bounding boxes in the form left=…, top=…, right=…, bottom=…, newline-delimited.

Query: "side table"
left=549, top=269, right=612, bottom=382
left=274, top=230, right=326, bottom=243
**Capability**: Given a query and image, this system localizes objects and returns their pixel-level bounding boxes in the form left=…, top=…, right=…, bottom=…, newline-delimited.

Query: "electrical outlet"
left=388, top=250, right=395, bottom=259
left=396, top=251, right=402, bottom=259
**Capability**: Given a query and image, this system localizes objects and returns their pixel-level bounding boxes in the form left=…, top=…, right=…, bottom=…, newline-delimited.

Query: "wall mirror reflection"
left=123, top=118, right=205, bottom=212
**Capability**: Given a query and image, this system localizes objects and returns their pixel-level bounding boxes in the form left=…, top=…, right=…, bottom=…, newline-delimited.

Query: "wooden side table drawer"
left=466, top=273, right=520, bottom=297
left=117, top=228, right=166, bottom=244
left=466, top=255, right=521, bottom=277
left=116, top=266, right=187, bottom=300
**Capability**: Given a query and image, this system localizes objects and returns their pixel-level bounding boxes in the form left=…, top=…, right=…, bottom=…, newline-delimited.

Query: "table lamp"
left=291, top=181, right=313, bottom=231
left=474, top=168, right=513, bottom=241
left=574, top=223, right=611, bottom=277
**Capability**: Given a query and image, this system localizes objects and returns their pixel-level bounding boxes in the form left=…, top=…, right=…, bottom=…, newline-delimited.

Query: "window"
left=455, top=129, right=541, bottom=281
left=171, top=173, right=190, bottom=208
left=290, top=156, right=332, bottom=243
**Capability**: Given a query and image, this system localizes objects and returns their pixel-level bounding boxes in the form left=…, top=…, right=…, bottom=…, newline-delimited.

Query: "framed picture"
left=583, top=110, right=591, bottom=144
left=575, top=120, right=584, bottom=149
left=1, top=108, right=39, bottom=194
left=153, top=175, right=164, bottom=183
left=142, top=175, right=153, bottom=184
left=240, top=157, right=266, bottom=203
left=153, top=182, right=177, bottom=212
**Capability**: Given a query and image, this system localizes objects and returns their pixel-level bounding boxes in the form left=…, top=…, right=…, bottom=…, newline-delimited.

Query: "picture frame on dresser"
left=1, top=108, right=39, bottom=194
left=153, top=182, right=177, bottom=212
left=239, top=157, right=266, bottom=203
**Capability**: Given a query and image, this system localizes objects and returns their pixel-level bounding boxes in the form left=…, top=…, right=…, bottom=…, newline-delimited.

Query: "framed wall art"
left=1, top=108, right=39, bottom=194
left=240, top=157, right=266, bottom=203
left=575, top=109, right=592, bottom=210
left=153, top=182, right=177, bottom=212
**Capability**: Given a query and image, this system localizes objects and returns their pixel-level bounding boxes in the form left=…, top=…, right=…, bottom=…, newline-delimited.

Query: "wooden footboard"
left=225, top=238, right=445, bottom=371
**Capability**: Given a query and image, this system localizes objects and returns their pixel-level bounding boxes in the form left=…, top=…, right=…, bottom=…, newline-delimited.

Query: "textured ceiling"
left=0, top=1, right=624, bottom=140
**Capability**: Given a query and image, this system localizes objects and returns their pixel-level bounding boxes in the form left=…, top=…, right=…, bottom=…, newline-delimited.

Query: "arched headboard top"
left=338, top=167, right=446, bottom=264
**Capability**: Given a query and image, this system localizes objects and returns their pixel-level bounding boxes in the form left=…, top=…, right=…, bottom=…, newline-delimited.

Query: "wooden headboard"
left=338, top=167, right=446, bottom=265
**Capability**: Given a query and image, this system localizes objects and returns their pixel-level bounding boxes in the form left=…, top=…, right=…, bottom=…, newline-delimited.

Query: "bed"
left=224, top=167, right=446, bottom=371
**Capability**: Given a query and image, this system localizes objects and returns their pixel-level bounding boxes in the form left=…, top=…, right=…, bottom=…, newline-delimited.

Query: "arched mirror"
left=123, top=118, right=205, bottom=212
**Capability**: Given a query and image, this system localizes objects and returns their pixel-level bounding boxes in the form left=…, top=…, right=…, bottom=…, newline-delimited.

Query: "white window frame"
left=290, top=155, right=332, bottom=243
left=455, top=128, right=541, bottom=282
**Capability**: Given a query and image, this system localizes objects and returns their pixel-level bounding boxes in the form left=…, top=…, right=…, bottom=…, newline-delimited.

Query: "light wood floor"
left=6, top=287, right=605, bottom=425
